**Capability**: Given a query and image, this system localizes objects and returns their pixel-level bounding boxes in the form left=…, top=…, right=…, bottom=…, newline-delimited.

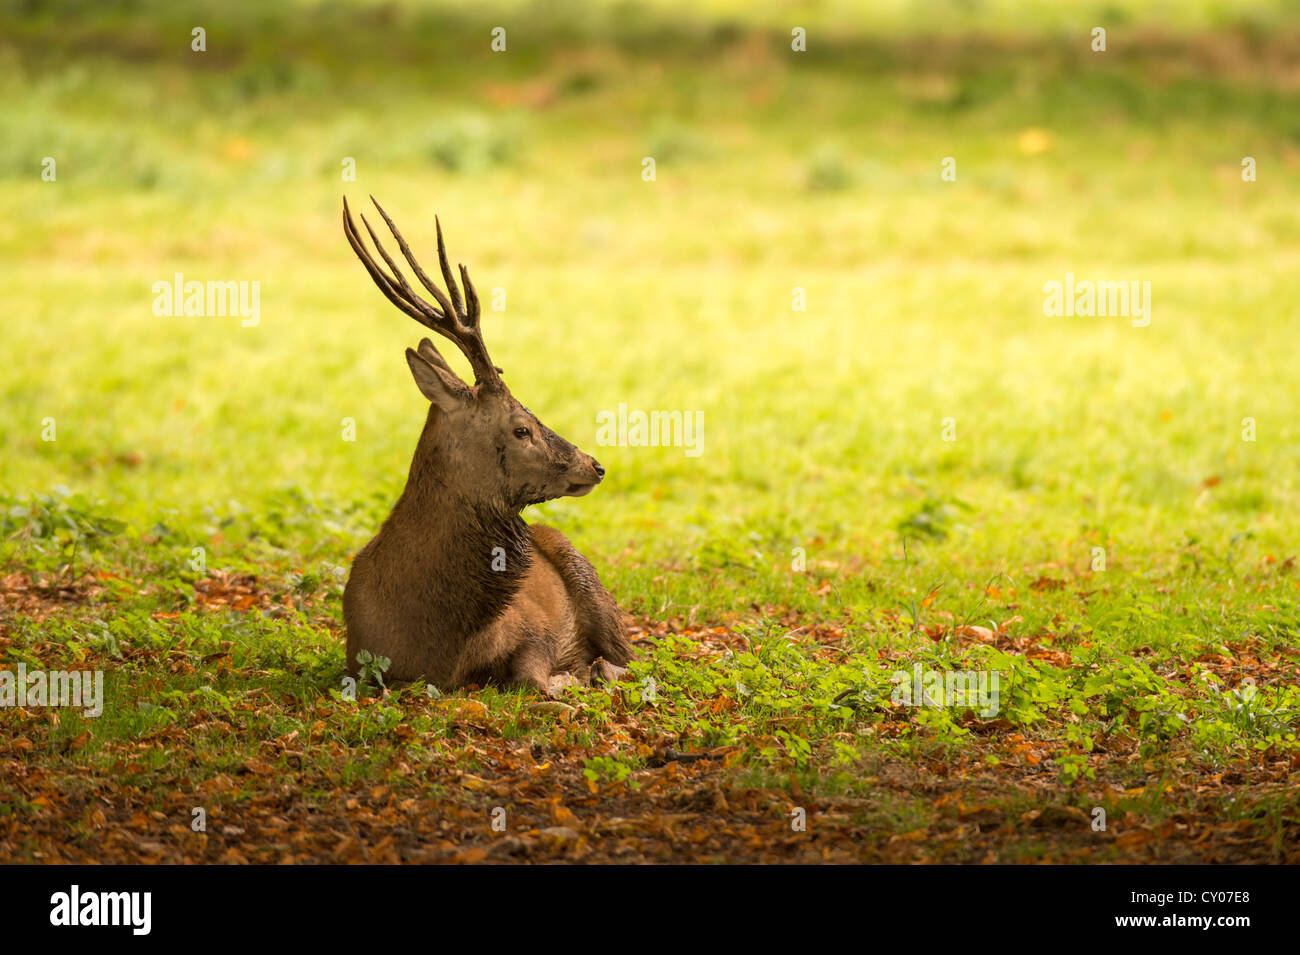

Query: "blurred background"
left=2, top=0, right=1298, bottom=619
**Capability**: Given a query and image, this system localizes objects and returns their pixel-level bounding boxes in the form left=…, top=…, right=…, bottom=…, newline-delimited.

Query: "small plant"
left=583, top=754, right=638, bottom=789
left=805, top=144, right=853, bottom=191
left=1057, top=753, right=1095, bottom=784
left=2, top=486, right=125, bottom=570
left=424, top=114, right=519, bottom=172
left=354, top=649, right=391, bottom=691
left=646, top=121, right=711, bottom=163
left=897, top=491, right=974, bottom=541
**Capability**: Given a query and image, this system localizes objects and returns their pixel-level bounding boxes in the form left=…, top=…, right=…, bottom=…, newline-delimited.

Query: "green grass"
left=1, top=0, right=1298, bottom=862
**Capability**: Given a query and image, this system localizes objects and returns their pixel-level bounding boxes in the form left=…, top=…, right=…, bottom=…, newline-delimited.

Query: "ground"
left=1, top=0, right=1298, bottom=863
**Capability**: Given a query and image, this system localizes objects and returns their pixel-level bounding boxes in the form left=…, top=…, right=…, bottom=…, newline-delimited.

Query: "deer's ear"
left=406, top=347, right=470, bottom=412
left=415, top=337, right=456, bottom=375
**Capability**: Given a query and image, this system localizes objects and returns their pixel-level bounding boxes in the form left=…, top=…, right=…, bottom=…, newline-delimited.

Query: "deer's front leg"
left=587, top=657, right=628, bottom=685
left=506, top=631, right=574, bottom=698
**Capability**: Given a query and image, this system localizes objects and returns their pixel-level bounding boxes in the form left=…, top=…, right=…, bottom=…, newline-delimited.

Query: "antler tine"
left=458, top=263, right=480, bottom=320
left=451, top=263, right=498, bottom=370
left=365, top=198, right=459, bottom=324
left=344, top=197, right=503, bottom=390
left=435, top=217, right=467, bottom=322
left=358, top=212, right=463, bottom=337
left=342, top=197, right=430, bottom=327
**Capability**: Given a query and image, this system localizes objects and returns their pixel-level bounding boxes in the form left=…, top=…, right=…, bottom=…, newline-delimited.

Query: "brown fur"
left=340, top=199, right=631, bottom=695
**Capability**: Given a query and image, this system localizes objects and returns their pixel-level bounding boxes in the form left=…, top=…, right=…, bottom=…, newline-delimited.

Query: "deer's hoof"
left=545, top=672, right=580, bottom=698
left=588, top=657, right=628, bottom=685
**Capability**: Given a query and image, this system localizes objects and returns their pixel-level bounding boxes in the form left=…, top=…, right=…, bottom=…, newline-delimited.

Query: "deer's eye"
left=513, top=427, right=531, bottom=440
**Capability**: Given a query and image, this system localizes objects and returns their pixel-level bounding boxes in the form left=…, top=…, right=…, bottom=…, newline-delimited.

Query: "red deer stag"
left=341, top=197, right=631, bottom=696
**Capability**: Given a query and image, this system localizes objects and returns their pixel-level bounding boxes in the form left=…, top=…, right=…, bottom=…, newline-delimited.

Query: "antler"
left=343, top=196, right=502, bottom=391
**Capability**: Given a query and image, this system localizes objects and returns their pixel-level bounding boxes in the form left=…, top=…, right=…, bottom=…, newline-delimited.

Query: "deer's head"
left=344, top=197, right=605, bottom=510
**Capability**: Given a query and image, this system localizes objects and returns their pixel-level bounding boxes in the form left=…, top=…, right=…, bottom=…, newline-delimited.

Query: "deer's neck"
left=377, top=416, right=532, bottom=637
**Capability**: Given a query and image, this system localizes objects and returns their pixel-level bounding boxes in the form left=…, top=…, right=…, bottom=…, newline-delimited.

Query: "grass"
left=0, top=0, right=1298, bottom=863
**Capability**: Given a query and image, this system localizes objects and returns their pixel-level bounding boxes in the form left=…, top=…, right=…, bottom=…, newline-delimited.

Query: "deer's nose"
left=593, top=460, right=605, bottom=480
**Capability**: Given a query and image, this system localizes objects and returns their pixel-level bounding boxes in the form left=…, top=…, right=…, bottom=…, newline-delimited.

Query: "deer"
left=340, top=197, right=632, bottom=697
